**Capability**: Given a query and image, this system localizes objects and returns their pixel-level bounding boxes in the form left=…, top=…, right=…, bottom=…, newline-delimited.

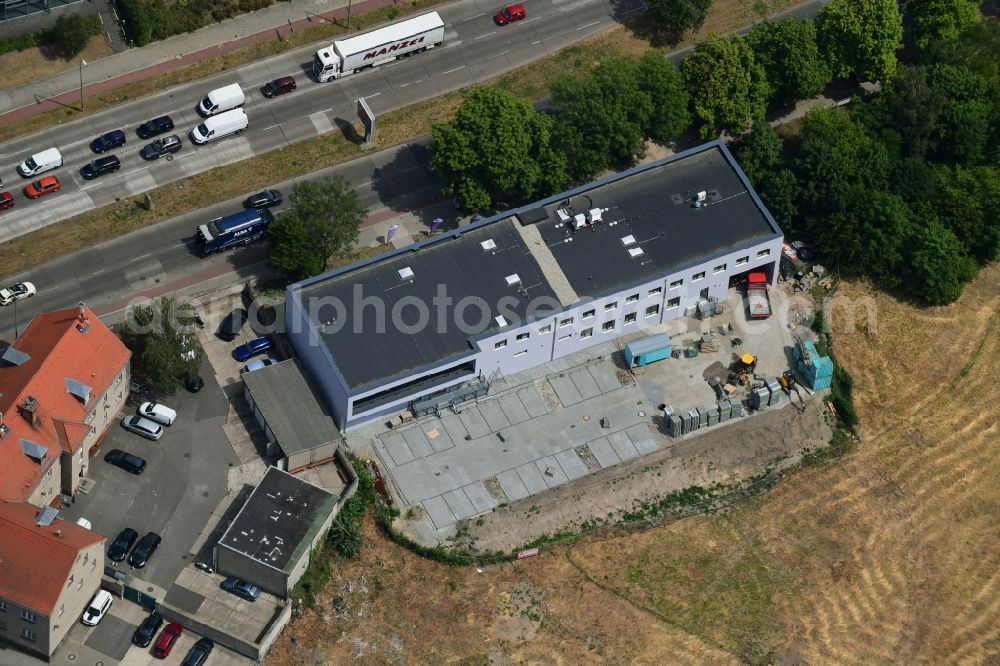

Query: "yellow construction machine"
left=779, top=370, right=806, bottom=411
left=731, top=353, right=758, bottom=386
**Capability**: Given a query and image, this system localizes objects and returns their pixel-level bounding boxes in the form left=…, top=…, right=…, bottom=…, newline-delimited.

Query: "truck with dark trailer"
left=197, top=209, right=273, bottom=256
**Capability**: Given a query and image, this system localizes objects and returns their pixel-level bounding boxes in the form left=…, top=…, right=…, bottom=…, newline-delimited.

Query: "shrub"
left=45, top=14, right=96, bottom=57
left=0, top=33, right=39, bottom=55
left=115, top=0, right=154, bottom=46
left=830, top=365, right=859, bottom=427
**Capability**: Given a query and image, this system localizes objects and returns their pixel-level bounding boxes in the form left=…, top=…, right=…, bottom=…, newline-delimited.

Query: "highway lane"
left=0, top=0, right=640, bottom=243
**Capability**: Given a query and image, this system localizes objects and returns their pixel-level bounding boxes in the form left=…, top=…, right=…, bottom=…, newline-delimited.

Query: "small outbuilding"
left=624, top=333, right=672, bottom=368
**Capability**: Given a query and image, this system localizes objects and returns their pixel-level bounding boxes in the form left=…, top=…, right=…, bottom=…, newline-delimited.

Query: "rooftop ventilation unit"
left=620, top=235, right=636, bottom=247
left=480, top=239, right=497, bottom=252
left=505, top=274, right=521, bottom=287
left=697, top=191, right=707, bottom=202
left=628, top=247, right=644, bottom=258
left=397, top=266, right=415, bottom=281
left=495, top=315, right=508, bottom=328
left=586, top=208, right=603, bottom=224
left=556, top=209, right=572, bottom=223
left=572, top=213, right=588, bottom=231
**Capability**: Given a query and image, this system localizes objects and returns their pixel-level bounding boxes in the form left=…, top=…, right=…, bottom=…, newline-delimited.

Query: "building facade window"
left=583, top=309, right=595, bottom=319
left=494, top=340, right=507, bottom=350
left=604, top=302, right=617, bottom=311
left=514, top=350, right=527, bottom=357
left=67, top=575, right=74, bottom=588
left=558, top=334, right=571, bottom=341
left=516, top=332, right=529, bottom=341
left=539, top=324, right=552, bottom=334
left=559, top=317, right=573, bottom=327
left=736, top=256, right=749, bottom=265
left=626, top=294, right=639, bottom=303
left=0, top=599, right=5, bottom=610
left=580, top=327, right=593, bottom=339
left=669, top=279, right=683, bottom=289
left=645, top=304, right=660, bottom=317
left=713, top=264, right=726, bottom=273
left=21, top=628, right=36, bottom=642
left=58, top=604, right=64, bottom=616
left=21, top=611, right=36, bottom=624
left=667, top=297, right=680, bottom=309
left=757, top=248, right=770, bottom=257
left=648, top=286, right=662, bottom=296
left=692, top=271, right=705, bottom=281
left=602, top=321, right=615, bottom=332
left=624, top=313, right=637, bottom=324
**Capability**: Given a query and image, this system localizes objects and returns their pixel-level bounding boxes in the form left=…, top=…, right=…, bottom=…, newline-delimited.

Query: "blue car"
left=90, top=129, right=127, bottom=153
left=232, top=336, right=272, bottom=361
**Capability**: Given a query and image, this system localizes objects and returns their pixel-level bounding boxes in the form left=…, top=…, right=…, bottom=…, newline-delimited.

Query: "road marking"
left=442, top=65, right=466, bottom=75
left=524, top=16, right=543, bottom=23
left=398, top=79, right=424, bottom=88
left=131, top=252, right=152, bottom=262
left=531, top=40, right=542, bottom=45
left=474, top=31, right=496, bottom=40
left=500, top=50, right=510, bottom=56
left=576, top=20, right=601, bottom=30
left=367, top=92, right=382, bottom=98
left=462, top=12, right=487, bottom=21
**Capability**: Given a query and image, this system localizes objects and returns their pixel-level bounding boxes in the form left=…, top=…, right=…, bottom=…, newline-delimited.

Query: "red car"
left=152, top=623, right=182, bottom=658
left=495, top=3, right=526, bottom=25
left=0, top=192, right=13, bottom=211
left=24, top=175, right=61, bottom=199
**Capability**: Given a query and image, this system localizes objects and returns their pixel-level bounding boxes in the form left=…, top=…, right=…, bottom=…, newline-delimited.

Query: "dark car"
left=260, top=76, right=296, bottom=98
left=0, top=192, right=14, bottom=211
left=104, top=449, right=146, bottom=474
left=232, top=336, right=272, bottom=362
left=153, top=623, right=182, bottom=658
left=220, top=576, right=261, bottom=601
left=136, top=116, right=175, bottom=139
left=132, top=612, right=163, bottom=648
left=181, top=637, right=215, bottom=666
left=217, top=308, right=247, bottom=341
left=140, top=134, right=182, bottom=160
left=185, top=373, right=205, bottom=393
left=128, top=531, right=162, bottom=569
left=244, top=189, right=282, bottom=209
left=90, top=129, right=127, bottom=153
left=108, top=527, right=139, bottom=562
left=80, top=155, right=121, bottom=180
left=495, top=3, right=526, bottom=25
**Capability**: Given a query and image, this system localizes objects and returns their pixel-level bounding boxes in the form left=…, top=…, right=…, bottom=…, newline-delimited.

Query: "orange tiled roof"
left=0, top=306, right=130, bottom=501
left=0, top=501, right=104, bottom=615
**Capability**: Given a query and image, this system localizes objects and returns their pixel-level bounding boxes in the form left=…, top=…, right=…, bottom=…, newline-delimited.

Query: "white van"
left=197, top=83, right=245, bottom=117
left=190, top=109, right=248, bottom=144
left=17, top=147, right=63, bottom=177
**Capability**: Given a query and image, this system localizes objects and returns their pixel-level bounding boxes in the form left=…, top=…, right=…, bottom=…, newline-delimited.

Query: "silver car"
left=120, top=415, right=163, bottom=440
left=138, top=402, right=177, bottom=426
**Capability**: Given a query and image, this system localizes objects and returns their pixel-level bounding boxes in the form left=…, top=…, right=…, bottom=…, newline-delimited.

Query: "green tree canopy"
left=429, top=87, right=567, bottom=210
left=926, top=63, right=991, bottom=164
left=267, top=177, right=366, bottom=280
left=907, top=0, right=980, bottom=50
left=817, top=0, right=903, bottom=82
left=46, top=14, right=95, bottom=57
left=933, top=165, right=1000, bottom=262
left=126, top=297, right=201, bottom=391
left=757, top=168, right=800, bottom=232
left=745, top=18, right=831, bottom=105
left=646, top=0, right=712, bottom=42
left=681, top=34, right=769, bottom=139
left=904, top=219, right=977, bottom=304
left=730, top=122, right=784, bottom=186
left=636, top=51, right=691, bottom=145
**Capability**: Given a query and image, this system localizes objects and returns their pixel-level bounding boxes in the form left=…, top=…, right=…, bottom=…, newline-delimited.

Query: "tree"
left=757, top=168, right=800, bottom=232
left=636, top=51, right=691, bottom=145
left=126, top=297, right=201, bottom=391
left=646, top=0, right=712, bottom=41
left=876, top=66, right=944, bottom=158
left=680, top=34, right=769, bottom=139
left=889, top=156, right=939, bottom=204
left=817, top=0, right=903, bottom=82
left=46, top=14, right=94, bottom=57
left=745, top=18, right=831, bottom=105
left=933, top=165, right=1000, bottom=262
left=926, top=63, right=991, bottom=164
left=268, top=177, right=366, bottom=280
left=904, top=219, right=977, bottom=304
left=730, top=122, right=784, bottom=186
left=907, top=0, right=980, bottom=50
left=429, top=87, right=567, bottom=210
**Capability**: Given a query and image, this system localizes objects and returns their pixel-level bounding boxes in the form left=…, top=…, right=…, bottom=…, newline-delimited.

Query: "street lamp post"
left=79, top=58, right=87, bottom=110
left=13, top=297, right=18, bottom=340
left=346, top=0, right=353, bottom=30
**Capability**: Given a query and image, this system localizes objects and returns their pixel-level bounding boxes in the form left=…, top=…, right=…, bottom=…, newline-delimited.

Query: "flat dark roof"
left=218, top=467, right=337, bottom=573
left=293, top=142, right=780, bottom=392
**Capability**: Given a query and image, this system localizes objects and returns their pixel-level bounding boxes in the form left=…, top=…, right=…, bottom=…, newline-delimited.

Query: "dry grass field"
left=0, top=35, right=112, bottom=92
left=266, top=264, right=1000, bottom=664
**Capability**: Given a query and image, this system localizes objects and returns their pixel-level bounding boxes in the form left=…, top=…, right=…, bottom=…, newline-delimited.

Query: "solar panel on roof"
left=1, top=346, right=30, bottom=366
left=65, top=378, right=93, bottom=404
left=20, top=438, right=48, bottom=462
left=35, top=506, right=59, bottom=526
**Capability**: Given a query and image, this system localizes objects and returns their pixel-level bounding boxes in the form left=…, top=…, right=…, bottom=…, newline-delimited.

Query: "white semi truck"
left=313, top=12, right=445, bottom=82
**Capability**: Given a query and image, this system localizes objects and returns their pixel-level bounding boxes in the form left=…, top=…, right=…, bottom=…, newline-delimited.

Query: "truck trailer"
left=746, top=272, right=772, bottom=319
left=197, top=208, right=273, bottom=256
left=313, top=12, right=445, bottom=82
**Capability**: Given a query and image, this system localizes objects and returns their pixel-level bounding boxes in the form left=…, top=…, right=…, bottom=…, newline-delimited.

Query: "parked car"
left=90, top=129, right=127, bottom=153
left=185, top=373, right=205, bottom=393
left=132, top=612, right=164, bottom=648
left=121, top=415, right=164, bottom=441
left=81, top=590, right=113, bottom=626
left=232, top=336, right=273, bottom=361
left=81, top=155, right=121, bottom=180
left=104, top=449, right=146, bottom=474
left=75, top=517, right=92, bottom=530
left=108, top=527, right=139, bottom=562
left=240, top=357, right=276, bottom=374
left=217, top=308, right=247, bottom=341
left=260, top=75, right=297, bottom=98
left=139, top=402, right=177, bottom=426
left=495, top=3, right=526, bottom=24
left=140, top=134, right=183, bottom=160
left=128, top=531, right=162, bottom=569
left=244, top=189, right=282, bottom=209
left=220, top=576, right=261, bottom=601
left=153, top=623, right=183, bottom=658
left=137, top=116, right=175, bottom=139
left=0, top=191, right=14, bottom=211
left=0, top=282, right=36, bottom=306
left=181, top=637, right=215, bottom=666
left=23, top=175, right=61, bottom=199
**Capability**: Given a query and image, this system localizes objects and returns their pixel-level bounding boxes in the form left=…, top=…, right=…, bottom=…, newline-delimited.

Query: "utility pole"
left=79, top=58, right=87, bottom=110
left=346, top=0, right=353, bottom=30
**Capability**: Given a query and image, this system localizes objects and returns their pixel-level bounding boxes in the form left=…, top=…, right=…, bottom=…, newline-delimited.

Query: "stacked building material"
left=766, top=379, right=782, bottom=406
left=729, top=398, right=744, bottom=417
left=667, top=414, right=683, bottom=437
left=793, top=338, right=834, bottom=390
left=718, top=400, right=732, bottom=422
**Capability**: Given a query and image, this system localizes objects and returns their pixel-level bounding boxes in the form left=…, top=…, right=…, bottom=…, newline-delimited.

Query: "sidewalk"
left=0, top=0, right=401, bottom=125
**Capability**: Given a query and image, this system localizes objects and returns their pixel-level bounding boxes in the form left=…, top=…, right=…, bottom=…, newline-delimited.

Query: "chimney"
left=19, top=396, right=39, bottom=426
left=78, top=302, right=85, bottom=321
left=76, top=302, right=92, bottom=335
left=54, top=530, right=63, bottom=538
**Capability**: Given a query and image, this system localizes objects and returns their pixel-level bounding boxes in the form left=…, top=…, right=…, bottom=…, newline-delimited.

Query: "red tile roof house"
left=0, top=305, right=131, bottom=507
left=0, top=501, right=106, bottom=660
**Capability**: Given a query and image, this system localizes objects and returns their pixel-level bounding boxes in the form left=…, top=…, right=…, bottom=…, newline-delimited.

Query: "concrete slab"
left=458, top=407, right=491, bottom=438
left=589, top=363, right=623, bottom=393
left=423, top=495, right=456, bottom=529
left=554, top=448, right=590, bottom=480
left=534, top=455, right=570, bottom=489
left=479, top=400, right=512, bottom=432
left=516, top=463, right=549, bottom=495
left=549, top=373, right=583, bottom=406
left=165, top=583, right=206, bottom=614
left=628, top=423, right=660, bottom=455
left=587, top=436, right=622, bottom=468
left=569, top=367, right=602, bottom=400
left=496, top=468, right=531, bottom=501
left=423, top=423, right=456, bottom=453
left=519, top=384, right=550, bottom=417
left=608, top=430, right=640, bottom=461
left=438, top=412, right=469, bottom=447
left=83, top=614, right=133, bottom=661
left=497, top=393, right=531, bottom=425
left=442, top=488, right=477, bottom=520
left=382, top=431, right=415, bottom=465
left=463, top=482, right=498, bottom=514
left=402, top=427, right=434, bottom=459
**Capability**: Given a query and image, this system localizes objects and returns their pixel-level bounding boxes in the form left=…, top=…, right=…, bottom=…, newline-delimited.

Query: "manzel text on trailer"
left=197, top=208, right=274, bottom=256
left=313, top=12, right=445, bottom=82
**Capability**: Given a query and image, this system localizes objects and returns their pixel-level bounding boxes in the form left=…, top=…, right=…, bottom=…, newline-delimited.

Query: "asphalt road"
left=0, top=0, right=642, bottom=242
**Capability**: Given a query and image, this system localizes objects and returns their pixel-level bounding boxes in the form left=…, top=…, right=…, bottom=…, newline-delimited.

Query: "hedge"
left=115, top=0, right=154, bottom=46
